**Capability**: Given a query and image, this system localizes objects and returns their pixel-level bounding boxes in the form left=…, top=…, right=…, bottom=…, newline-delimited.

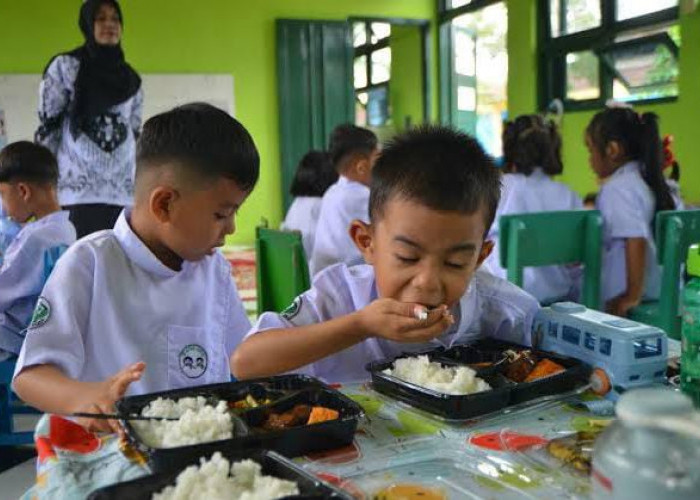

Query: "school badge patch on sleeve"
left=29, top=297, right=51, bottom=329
left=281, top=297, right=303, bottom=320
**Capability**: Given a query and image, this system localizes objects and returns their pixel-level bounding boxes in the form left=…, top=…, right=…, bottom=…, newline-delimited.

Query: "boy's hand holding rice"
left=355, top=299, right=454, bottom=343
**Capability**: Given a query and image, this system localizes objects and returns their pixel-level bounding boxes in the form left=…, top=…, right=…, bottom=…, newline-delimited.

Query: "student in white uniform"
left=13, top=103, right=259, bottom=433
left=281, top=150, right=337, bottom=259
left=232, top=126, right=540, bottom=383
left=484, top=114, right=583, bottom=304
left=309, top=124, right=379, bottom=276
left=0, top=142, right=76, bottom=361
left=585, top=107, right=677, bottom=317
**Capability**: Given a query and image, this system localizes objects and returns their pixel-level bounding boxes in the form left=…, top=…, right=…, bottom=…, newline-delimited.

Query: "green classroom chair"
left=629, top=210, right=700, bottom=340
left=255, top=226, right=311, bottom=315
left=499, top=210, right=603, bottom=310
left=688, top=244, right=700, bottom=278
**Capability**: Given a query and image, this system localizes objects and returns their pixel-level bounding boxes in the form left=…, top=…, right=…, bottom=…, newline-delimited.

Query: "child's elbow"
left=11, top=372, right=29, bottom=403
left=230, top=346, right=255, bottom=380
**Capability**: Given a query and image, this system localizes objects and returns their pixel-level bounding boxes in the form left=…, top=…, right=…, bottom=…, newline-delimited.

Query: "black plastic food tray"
left=366, top=339, right=591, bottom=419
left=117, top=375, right=364, bottom=473
left=87, top=449, right=353, bottom=500
left=435, top=338, right=592, bottom=405
left=366, top=357, right=513, bottom=420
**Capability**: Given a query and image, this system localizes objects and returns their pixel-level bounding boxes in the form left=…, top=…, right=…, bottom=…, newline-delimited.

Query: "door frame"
left=347, top=16, right=432, bottom=123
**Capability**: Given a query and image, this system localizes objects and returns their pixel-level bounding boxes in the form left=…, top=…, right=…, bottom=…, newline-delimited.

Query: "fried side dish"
left=260, top=404, right=339, bottom=431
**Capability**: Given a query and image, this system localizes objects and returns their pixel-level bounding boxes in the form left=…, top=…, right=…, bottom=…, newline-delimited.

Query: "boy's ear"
left=349, top=219, right=375, bottom=263
left=17, top=182, right=32, bottom=202
left=476, top=239, right=494, bottom=267
left=150, top=186, right=179, bottom=223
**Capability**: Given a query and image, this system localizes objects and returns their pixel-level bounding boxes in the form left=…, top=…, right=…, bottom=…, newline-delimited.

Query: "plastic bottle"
left=592, top=388, right=700, bottom=500
left=681, top=277, right=700, bottom=407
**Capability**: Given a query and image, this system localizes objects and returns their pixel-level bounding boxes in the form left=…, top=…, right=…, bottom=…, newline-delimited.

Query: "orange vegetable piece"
left=307, top=406, right=339, bottom=425
left=523, top=358, right=566, bottom=382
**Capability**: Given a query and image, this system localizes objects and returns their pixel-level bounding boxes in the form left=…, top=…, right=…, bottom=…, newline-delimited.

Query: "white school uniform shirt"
left=0, top=211, right=76, bottom=356
left=281, top=196, right=323, bottom=259
left=14, top=210, right=250, bottom=395
left=483, top=169, right=584, bottom=304
left=310, top=177, right=369, bottom=276
left=246, top=263, right=540, bottom=384
left=597, top=161, right=661, bottom=303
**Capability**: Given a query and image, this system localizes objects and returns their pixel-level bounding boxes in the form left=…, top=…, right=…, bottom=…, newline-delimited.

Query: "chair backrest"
left=654, top=210, right=700, bottom=322
left=499, top=210, right=603, bottom=309
left=255, top=227, right=311, bottom=314
left=688, top=244, right=700, bottom=278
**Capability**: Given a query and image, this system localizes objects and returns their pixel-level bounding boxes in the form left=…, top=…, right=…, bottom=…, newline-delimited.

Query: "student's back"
left=281, top=151, right=336, bottom=258
left=596, top=161, right=659, bottom=301
left=311, top=177, right=370, bottom=275
left=585, top=107, right=676, bottom=316
left=310, top=124, right=378, bottom=276
left=484, top=115, right=583, bottom=304
left=0, top=142, right=76, bottom=359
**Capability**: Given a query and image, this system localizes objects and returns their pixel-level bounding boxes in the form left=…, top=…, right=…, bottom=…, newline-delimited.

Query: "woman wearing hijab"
left=35, top=0, right=142, bottom=238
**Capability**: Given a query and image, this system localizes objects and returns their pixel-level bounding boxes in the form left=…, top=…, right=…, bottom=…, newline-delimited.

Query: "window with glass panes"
left=353, top=22, right=392, bottom=127
left=540, top=0, right=680, bottom=110
left=439, top=0, right=508, bottom=159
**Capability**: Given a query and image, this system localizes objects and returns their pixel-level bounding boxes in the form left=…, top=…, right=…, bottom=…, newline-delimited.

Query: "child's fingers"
left=403, top=314, right=455, bottom=342
left=97, top=402, right=124, bottom=435
left=388, top=312, right=454, bottom=342
left=397, top=305, right=452, bottom=330
left=76, top=403, right=114, bottom=434
left=109, top=362, right=146, bottom=399
left=383, top=301, right=450, bottom=323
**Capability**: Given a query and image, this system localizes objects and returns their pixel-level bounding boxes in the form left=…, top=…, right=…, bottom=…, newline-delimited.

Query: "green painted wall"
left=0, top=0, right=436, bottom=244
left=390, top=25, right=425, bottom=131
left=505, top=0, right=700, bottom=205
left=506, top=0, right=537, bottom=117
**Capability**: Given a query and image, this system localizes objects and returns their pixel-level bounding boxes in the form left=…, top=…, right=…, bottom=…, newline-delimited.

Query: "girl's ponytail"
left=638, top=112, right=675, bottom=212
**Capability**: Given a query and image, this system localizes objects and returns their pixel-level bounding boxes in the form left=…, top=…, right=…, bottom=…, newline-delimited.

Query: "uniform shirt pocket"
left=167, top=325, right=221, bottom=389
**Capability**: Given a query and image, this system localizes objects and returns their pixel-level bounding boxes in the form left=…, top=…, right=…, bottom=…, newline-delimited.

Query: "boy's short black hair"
left=328, top=124, right=378, bottom=171
left=369, top=125, right=501, bottom=233
left=0, top=141, right=59, bottom=185
left=136, top=102, right=259, bottom=191
left=290, top=150, right=337, bottom=197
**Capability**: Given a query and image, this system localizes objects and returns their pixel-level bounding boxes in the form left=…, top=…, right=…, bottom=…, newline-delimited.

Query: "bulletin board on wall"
left=0, top=73, right=235, bottom=144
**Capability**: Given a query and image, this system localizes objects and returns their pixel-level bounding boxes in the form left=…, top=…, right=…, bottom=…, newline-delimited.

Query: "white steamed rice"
left=383, top=355, right=491, bottom=395
left=152, top=452, right=300, bottom=500
left=133, top=396, right=233, bottom=448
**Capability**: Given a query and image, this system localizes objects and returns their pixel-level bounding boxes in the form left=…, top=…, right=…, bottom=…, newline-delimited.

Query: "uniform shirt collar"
left=338, top=176, right=367, bottom=189
left=613, top=160, right=642, bottom=178
left=113, top=209, right=181, bottom=278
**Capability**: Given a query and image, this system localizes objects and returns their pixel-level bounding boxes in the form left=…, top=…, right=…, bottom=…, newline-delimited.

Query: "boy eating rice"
left=232, top=125, right=539, bottom=383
